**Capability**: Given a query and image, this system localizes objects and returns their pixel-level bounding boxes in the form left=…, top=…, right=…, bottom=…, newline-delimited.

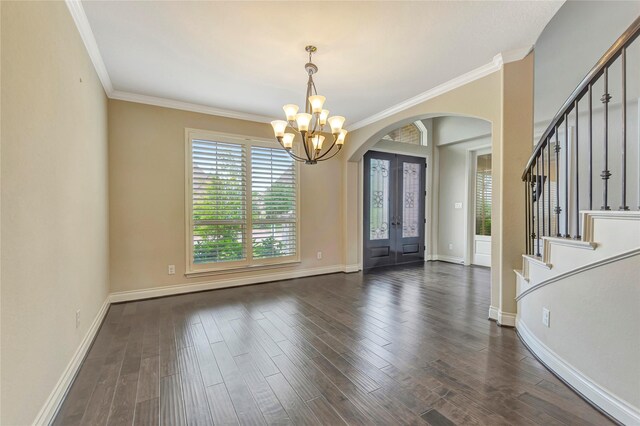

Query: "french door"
left=363, top=151, right=426, bottom=269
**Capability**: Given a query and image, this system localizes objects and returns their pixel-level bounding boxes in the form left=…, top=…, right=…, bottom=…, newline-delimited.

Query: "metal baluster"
left=541, top=145, right=546, bottom=239
left=536, top=158, right=541, bottom=256
left=589, top=84, right=593, bottom=210
left=530, top=171, right=536, bottom=254
left=555, top=128, right=561, bottom=237
left=621, top=47, right=629, bottom=210
left=601, top=67, right=612, bottom=210
left=547, top=137, right=552, bottom=234
left=525, top=172, right=528, bottom=254
left=564, top=116, right=570, bottom=237
left=574, top=101, right=581, bottom=239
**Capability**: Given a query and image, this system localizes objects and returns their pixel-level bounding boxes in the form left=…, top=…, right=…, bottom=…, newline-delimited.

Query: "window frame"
left=185, top=128, right=300, bottom=276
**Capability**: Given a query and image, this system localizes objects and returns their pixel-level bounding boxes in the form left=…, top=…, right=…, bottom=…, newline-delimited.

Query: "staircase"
left=516, top=17, right=640, bottom=426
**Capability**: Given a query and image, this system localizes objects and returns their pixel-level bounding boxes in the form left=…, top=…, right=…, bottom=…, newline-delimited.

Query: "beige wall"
left=499, top=55, right=534, bottom=315
left=1, top=2, right=110, bottom=424
left=108, top=100, right=344, bottom=293
left=433, top=116, right=491, bottom=146
left=436, top=146, right=467, bottom=259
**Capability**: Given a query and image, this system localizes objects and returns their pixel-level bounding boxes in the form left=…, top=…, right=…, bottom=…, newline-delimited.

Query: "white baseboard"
left=497, top=310, right=516, bottom=327
left=488, top=305, right=499, bottom=321
left=517, top=318, right=640, bottom=425
left=110, top=264, right=347, bottom=303
left=343, top=263, right=361, bottom=273
left=33, top=297, right=110, bottom=425
left=430, top=255, right=465, bottom=264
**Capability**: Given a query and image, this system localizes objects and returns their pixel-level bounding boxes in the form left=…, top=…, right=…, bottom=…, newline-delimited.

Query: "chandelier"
left=270, top=45, right=347, bottom=164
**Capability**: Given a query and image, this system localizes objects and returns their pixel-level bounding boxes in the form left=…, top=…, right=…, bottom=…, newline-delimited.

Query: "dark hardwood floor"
left=53, top=261, right=612, bottom=425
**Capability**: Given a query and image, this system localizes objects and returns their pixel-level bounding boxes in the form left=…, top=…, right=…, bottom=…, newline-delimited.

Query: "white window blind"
left=251, top=147, right=297, bottom=259
left=188, top=131, right=298, bottom=272
left=475, top=154, right=492, bottom=236
left=192, top=139, right=246, bottom=264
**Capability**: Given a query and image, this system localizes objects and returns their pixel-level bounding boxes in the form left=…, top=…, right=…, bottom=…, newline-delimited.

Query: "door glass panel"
left=369, top=159, right=390, bottom=240
left=402, top=162, right=420, bottom=238
left=475, top=154, right=492, bottom=236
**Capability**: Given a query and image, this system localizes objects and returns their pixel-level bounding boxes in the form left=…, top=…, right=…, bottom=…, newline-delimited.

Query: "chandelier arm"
left=286, top=150, right=308, bottom=162
left=310, top=115, right=320, bottom=135
left=310, top=138, right=317, bottom=163
left=317, top=145, right=343, bottom=162
left=300, top=131, right=311, bottom=161
left=276, top=136, right=307, bottom=162
left=287, top=121, right=300, bottom=133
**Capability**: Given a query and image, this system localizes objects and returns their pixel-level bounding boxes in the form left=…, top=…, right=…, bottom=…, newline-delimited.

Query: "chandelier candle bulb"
left=319, top=109, right=330, bottom=125
left=312, top=135, right=325, bottom=151
left=337, top=129, right=348, bottom=145
left=283, top=104, right=299, bottom=121
left=295, top=113, right=312, bottom=132
left=328, top=116, right=345, bottom=134
left=271, top=120, right=288, bottom=137
left=282, top=133, right=295, bottom=149
left=308, top=95, right=326, bottom=113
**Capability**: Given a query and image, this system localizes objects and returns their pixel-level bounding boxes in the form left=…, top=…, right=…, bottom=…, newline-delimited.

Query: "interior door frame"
left=466, top=146, right=492, bottom=266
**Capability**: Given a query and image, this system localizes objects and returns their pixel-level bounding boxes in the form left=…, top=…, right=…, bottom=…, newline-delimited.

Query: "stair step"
left=523, top=254, right=552, bottom=270
left=514, top=269, right=529, bottom=282
left=542, top=236, right=597, bottom=250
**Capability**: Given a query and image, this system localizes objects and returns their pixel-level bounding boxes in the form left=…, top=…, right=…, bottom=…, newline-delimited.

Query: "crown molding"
left=110, top=91, right=273, bottom=123
left=348, top=46, right=532, bottom=131
left=64, top=0, right=113, bottom=94
left=65, top=0, right=533, bottom=129
left=499, top=45, right=534, bottom=65
left=348, top=57, right=502, bottom=131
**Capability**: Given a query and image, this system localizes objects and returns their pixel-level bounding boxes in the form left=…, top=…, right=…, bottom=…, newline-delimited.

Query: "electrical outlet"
left=542, top=308, right=550, bottom=327
left=317, top=251, right=323, bottom=260
left=75, top=310, right=81, bottom=329
left=448, top=243, right=453, bottom=250
left=168, top=264, right=176, bottom=275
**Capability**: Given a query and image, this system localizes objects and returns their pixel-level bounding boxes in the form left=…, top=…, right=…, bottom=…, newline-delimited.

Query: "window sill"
left=185, top=259, right=301, bottom=278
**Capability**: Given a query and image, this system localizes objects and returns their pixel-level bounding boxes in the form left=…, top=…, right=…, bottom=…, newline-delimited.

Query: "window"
left=186, top=130, right=299, bottom=273
left=381, top=123, right=422, bottom=145
left=475, top=153, right=492, bottom=236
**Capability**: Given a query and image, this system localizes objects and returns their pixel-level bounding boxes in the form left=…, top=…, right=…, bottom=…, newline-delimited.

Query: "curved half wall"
left=516, top=253, right=640, bottom=424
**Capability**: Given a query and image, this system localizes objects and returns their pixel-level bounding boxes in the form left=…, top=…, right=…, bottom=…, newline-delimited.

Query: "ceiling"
left=82, top=1, right=563, bottom=126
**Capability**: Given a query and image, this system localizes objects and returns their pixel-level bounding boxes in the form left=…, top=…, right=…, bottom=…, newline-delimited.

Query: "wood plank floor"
left=53, top=262, right=612, bottom=425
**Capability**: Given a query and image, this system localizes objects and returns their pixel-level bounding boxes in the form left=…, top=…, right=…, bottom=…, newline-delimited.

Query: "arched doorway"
left=360, top=115, right=493, bottom=270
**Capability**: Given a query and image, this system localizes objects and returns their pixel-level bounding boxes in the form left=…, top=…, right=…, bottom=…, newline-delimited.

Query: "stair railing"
left=522, top=16, right=640, bottom=257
